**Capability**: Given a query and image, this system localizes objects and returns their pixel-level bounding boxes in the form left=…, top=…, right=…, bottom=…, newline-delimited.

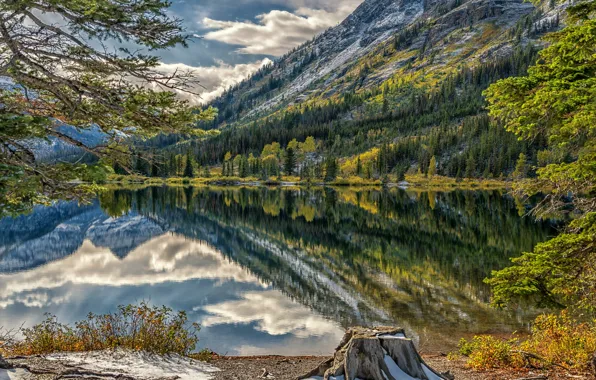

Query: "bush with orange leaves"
left=455, top=312, right=596, bottom=372
left=4, top=302, right=200, bottom=356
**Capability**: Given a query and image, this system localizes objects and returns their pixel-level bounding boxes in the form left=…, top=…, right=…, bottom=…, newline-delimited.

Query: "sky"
left=158, top=0, right=364, bottom=102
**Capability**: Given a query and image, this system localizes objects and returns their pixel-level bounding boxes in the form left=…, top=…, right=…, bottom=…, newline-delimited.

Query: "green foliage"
left=0, top=162, right=101, bottom=218
left=512, top=153, right=528, bottom=180
left=187, top=45, right=539, bottom=182
left=484, top=0, right=596, bottom=215
left=79, top=162, right=115, bottom=184
left=183, top=152, right=194, bottom=178
left=487, top=213, right=596, bottom=311
left=324, top=156, right=338, bottom=182
left=485, top=0, right=596, bottom=314
left=284, top=147, right=296, bottom=176
left=6, top=302, right=200, bottom=356
left=0, top=0, right=215, bottom=215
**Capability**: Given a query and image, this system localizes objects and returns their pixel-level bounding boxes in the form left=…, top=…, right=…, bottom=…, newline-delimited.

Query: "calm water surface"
left=0, top=187, right=556, bottom=355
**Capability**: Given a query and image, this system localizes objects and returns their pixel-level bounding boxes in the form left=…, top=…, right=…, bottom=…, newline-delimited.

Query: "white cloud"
left=0, top=234, right=266, bottom=309
left=200, top=290, right=344, bottom=339
left=154, top=58, right=272, bottom=104
left=201, top=2, right=361, bottom=56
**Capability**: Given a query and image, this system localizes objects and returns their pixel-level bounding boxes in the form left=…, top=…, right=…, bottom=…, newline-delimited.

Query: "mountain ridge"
left=204, top=0, right=549, bottom=129
left=136, top=0, right=565, bottom=183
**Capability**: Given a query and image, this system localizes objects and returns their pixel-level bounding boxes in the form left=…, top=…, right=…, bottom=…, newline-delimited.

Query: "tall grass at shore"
left=1, top=302, right=200, bottom=356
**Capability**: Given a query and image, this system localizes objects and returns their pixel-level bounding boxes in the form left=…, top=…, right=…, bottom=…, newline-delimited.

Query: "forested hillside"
left=139, top=0, right=565, bottom=181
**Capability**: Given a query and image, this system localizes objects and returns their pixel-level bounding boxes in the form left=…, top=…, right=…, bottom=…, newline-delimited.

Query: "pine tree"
left=465, top=155, right=476, bottom=178
left=168, top=153, right=177, bottom=177
left=284, top=148, right=296, bottom=176
left=183, top=152, right=194, bottom=178
left=485, top=0, right=596, bottom=312
left=512, top=153, right=528, bottom=179
left=356, top=157, right=363, bottom=177
left=239, top=156, right=249, bottom=178
left=396, top=164, right=407, bottom=182
left=0, top=0, right=214, bottom=213
left=325, top=156, right=338, bottom=182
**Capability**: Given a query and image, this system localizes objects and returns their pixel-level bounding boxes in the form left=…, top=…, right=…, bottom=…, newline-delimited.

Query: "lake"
left=0, top=186, right=556, bottom=355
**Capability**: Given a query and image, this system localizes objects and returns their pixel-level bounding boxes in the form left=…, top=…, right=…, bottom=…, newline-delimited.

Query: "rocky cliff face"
left=208, top=0, right=559, bottom=127
left=247, top=0, right=425, bottom=115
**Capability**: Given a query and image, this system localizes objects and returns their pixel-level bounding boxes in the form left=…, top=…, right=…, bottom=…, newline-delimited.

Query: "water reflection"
left=0, top=186, right=556, bottom=354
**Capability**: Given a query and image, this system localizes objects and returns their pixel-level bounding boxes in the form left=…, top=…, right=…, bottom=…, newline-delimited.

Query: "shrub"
left=455, top=312, right=596, bottom=371
left=7, top=302, right=200, bottom=356
left=457, top=335, right=523, bottom=369
left=521, top=312, right=596, bottom=370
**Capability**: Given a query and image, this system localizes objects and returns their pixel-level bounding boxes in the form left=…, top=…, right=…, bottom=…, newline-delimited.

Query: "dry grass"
left=108, top=173, right=510, bottom=191
left=2, top=302, right=200, bottom=357
left=405, top=174, right=509, bottom=191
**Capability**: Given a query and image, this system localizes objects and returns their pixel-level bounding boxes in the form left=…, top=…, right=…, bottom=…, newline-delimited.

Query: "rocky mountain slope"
left=208, top=0, right=558, bottom=128
left=182, top=0, right=565, bottom=178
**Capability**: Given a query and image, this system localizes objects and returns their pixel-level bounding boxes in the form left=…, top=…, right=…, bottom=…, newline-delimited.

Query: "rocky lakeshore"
left=1, top=327, right=584, bottom=380
left=0, top=352, right=582, bottom=380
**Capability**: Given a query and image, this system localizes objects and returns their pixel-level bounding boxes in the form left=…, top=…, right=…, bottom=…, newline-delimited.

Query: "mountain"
left=209, top=0, right=555, bottom=125
left=246, top=0, right=425, bottom=114
left=0, top=201, right=165, bottom=273
left=24, top=124, right=108, bottom=163
left=177, top=0, right=564, bottom=179
left=0, top=77, right=109, bottom=164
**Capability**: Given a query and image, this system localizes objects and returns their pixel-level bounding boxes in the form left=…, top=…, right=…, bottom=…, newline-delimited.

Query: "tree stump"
left=299, top=327, right=449, bottom=380
left=0, top=354, right=10, bottom=370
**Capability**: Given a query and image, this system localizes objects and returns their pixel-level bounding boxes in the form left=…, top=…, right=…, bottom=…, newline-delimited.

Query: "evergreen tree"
left=183, top=152, right=194, bottom=178
left=395, top=164, right=407, bottom=182
left=168, top=153, right=177, bottom=177
left=325, top=156, right=338, bottom=182
left=239, top=155, right=249, bottom=178
left=465, top=155, right=476, bottom=178
left=485, top=0, right=596, bottom=313
left=0, top=0, right=215, bottom=215
left=284, top=148, right=296, bottom=176
left=512, top=153, right=528, bottom=179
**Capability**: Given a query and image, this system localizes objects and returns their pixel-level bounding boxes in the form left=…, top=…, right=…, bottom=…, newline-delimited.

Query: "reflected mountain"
left=0, top=201, right=165, bottom=272
left=123, top=186, right=555, bottom=350
left=0, top=186, right=557, bottom=353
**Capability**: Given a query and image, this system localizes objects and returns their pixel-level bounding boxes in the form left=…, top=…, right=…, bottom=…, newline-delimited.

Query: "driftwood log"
left=299, top=326, right=450, bottom=380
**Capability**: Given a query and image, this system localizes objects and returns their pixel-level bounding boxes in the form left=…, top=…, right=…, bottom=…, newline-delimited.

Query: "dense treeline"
left=139, top=44, right=542, bottom=180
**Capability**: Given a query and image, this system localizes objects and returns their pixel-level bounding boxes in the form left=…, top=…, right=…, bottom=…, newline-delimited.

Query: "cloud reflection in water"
left=0, top=231, right=345, bottom=355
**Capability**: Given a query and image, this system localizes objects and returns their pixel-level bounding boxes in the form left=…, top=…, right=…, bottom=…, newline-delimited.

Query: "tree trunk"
left=299, top=326, right=448, bottom=380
